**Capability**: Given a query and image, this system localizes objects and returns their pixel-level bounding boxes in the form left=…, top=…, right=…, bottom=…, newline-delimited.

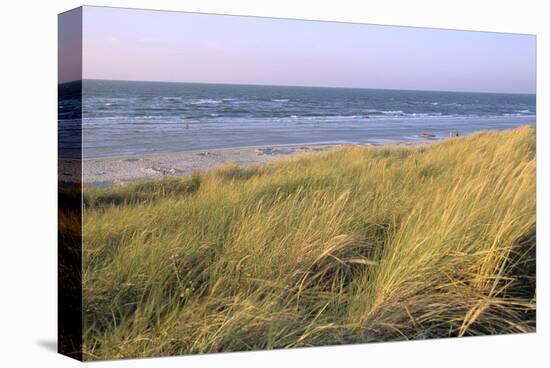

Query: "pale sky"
left=58, top=8, right=82, bottom=84
left=76, top=6, right=536, bottom=93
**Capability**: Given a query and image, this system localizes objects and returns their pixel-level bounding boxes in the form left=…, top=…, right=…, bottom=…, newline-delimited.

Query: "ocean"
left=60, top=80, right=536, bottom=158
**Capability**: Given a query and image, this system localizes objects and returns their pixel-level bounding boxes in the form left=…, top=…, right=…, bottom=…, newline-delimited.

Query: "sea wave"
left=190, top=99, right=223, bottom=105
left=380, top=110, right=405, bottom=115
left=82, top=111, right=536, bottom=124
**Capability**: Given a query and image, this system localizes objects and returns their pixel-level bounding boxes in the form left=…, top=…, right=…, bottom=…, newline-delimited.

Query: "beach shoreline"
left=60, top=140, right=431, bottom=187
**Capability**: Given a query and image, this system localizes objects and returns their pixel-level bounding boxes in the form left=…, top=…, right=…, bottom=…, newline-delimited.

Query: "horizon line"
left=59, top=78, right=536, bottom=96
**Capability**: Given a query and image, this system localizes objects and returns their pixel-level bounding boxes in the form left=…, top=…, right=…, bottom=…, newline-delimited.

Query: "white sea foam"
left=409, top=112, right=442, bottom=117
left=190, top=99, right=223, bottom=105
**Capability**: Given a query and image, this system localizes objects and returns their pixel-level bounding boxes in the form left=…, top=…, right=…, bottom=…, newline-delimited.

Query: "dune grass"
left=81, top=126, right=536, bottom=360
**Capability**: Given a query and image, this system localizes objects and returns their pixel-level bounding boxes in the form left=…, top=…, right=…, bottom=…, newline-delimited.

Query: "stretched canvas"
left=58, top=6, right=536, bottom=361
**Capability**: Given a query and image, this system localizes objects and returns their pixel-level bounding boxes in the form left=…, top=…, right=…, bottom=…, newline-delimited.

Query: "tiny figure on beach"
left=450, top=130, right=459, bottom=137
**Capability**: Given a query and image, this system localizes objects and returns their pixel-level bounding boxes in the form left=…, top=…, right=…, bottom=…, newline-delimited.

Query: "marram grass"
left=81, top=126, right=535, bottom=360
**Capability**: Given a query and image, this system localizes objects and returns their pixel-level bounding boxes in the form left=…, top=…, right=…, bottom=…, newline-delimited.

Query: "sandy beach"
left=82, top=143, right=360, bottom=186
left=59, top=141, right=429, bottom=187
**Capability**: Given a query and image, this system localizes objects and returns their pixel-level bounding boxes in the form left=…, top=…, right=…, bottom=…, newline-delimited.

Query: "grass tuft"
left=81, top=126, right=536, bottom=360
